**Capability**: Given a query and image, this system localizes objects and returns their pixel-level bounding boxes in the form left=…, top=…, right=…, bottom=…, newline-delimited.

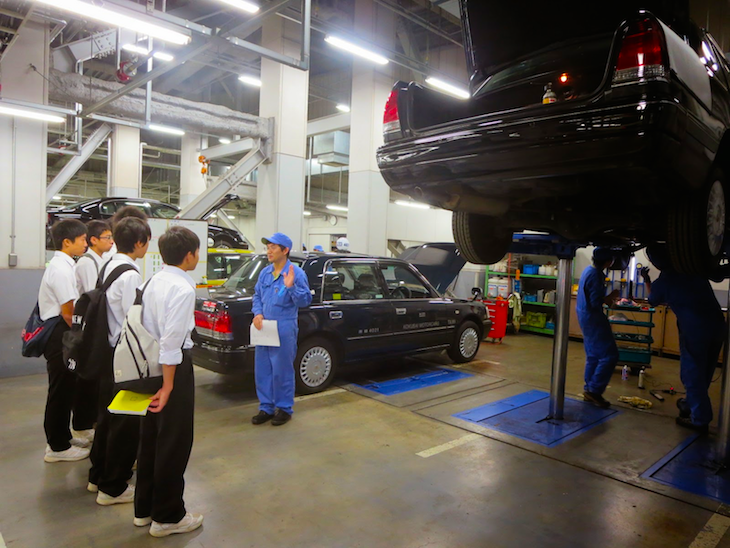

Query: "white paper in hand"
left=250, top=320, right=280, bottom=347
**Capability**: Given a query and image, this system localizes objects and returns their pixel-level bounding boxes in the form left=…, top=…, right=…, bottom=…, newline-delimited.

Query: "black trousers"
left=135, top=351, right=195, bottom=523
left=44, top=322, right=75, bottom=452
left=89, top=369, right=140, bottom=496
left=72, top=376, right=99, bottom=431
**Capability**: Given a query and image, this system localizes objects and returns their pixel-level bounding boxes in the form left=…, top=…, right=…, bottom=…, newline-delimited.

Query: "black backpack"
left=62, top=262, right=137, bottom=380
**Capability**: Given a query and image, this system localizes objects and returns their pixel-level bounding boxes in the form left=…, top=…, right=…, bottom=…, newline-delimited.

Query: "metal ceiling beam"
left=373, top=0, right=462, bottom=47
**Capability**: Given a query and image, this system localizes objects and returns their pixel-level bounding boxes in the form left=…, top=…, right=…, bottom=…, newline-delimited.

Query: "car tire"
left=294, top=337, right=338, bottom=395
left=667, top=169, right=726, bottom=275
left=213, top=237, right=233, bottom=249
left=448, top=320, right=481, bottom=363
left=452, top=211, right=512, bottom=264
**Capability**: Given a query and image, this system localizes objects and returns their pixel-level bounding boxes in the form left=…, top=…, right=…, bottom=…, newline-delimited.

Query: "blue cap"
left=262, top=232, right=292, bottom=250
left=313, top=244, right=324, bottom=252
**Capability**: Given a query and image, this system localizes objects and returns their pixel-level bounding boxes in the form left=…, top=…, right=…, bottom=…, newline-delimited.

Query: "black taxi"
left=192, top=243, right=491, bottom=394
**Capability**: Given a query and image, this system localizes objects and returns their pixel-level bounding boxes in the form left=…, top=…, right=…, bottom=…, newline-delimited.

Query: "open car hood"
left=398, top=243, right=467, bottom=294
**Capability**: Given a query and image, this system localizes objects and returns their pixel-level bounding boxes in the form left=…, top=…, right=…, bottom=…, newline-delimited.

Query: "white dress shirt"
left=141, top=265, right=196, bottom=366
left=75, top=250, right=107, bottom=295
left=39, top=251, right=79, bottom=321
left=103, top=253, right=143, bottom=346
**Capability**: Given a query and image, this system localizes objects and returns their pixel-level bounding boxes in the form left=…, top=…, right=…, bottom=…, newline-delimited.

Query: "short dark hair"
left=159, top=226, right=200, bottom=266
left=111, top=205, right=147, bottom=229
left=114, top=217, right=151, bottom=253
left=87, top=220, right=111, bottom=242
left=52, top=219, right=87, bottom=250
left=278, top=244, right=290, bottom=258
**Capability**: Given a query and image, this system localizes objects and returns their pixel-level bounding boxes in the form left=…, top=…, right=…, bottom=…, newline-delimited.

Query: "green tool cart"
left=606, top=304, right=654, bottom=373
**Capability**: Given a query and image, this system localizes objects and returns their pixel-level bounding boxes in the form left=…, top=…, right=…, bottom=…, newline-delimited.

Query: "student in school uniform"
left=88, top=217, right=151, bottom=506
left=134, top=226, right=203, bottom=538
left=40, top=219, right=89, bottom=463
left=72, top=220, right=114, bottom=446
left=102, top=206, right=148, bottom=260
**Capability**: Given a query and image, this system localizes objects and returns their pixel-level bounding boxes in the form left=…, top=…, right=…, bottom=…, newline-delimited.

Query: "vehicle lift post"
left=548, top=254, right=574, bottom=420
left=715, top=289, right=730, bottom=465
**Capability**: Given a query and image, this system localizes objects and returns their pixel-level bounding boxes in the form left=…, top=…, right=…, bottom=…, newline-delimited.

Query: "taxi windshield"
left=223, top=255, right=304, bottom=295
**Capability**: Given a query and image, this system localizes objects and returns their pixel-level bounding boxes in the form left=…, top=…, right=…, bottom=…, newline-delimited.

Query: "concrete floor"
left=1, top=333, right=729, bottom=547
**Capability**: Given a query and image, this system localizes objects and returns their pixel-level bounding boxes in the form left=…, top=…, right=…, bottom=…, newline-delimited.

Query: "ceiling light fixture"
left=395, top=200, right=430, bottom=210
left=122, top=43, right=150, bottom=55
left=326, top=204, right=349, bottom=212
left=148, top=123, right=185, bottom=136
left=324, top=36, right=389, bottom=65
left=238, top=75, right=262, bottom=87
left=34, top=0, right=191, bottom=45
left=218, top=0, right=260, bottom=13
left=0, top=105, right=65, bottom=123
left=218, top=138, right=231, bottom=145
left=336, top=104, right=351, bottom=113
left=424, top=77, right=470, bottom=100
left=227, top=215, right=235, bottom=219
left=153, top=52, right=174, bottom=62
left=53, top=195, right=62, bottom=200
left=303, top=211, right=312, bottom=216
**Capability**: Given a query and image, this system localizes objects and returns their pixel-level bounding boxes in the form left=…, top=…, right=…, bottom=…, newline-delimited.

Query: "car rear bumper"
left=192, top=341, right=255, bottom=374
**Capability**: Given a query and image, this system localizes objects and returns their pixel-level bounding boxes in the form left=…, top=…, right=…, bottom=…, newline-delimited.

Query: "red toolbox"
left=484, top=300, right=508, bottom=342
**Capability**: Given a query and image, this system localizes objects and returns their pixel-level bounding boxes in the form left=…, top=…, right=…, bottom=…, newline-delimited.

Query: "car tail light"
left=194, top=307, right=233, bottom=341
left=613, top=18, right=668, bottom=84
left=383, top=89, right=401, bottom=136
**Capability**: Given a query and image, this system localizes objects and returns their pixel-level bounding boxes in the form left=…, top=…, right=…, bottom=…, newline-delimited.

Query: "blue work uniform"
left=648, top=271, right=725, bottom=426
left=252, top=260, right=312, bottom=415
left=577, top=265, right=619, bottom=395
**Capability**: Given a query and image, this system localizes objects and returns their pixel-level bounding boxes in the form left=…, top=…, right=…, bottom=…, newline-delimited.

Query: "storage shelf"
left=614, top=333, right=654, bottom=344
left=609, top=305, right=655, bottom=313
left=521, top=325, right=555, bottom=335
left=486, top=271, right=558, bottom=280
left=522, top=301, right=556, bottom=308
left=608, top=320, right=655, bottom=328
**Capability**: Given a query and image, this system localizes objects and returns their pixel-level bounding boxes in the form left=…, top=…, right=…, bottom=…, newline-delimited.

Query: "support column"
left=255, top=17, right=308, bottom=251
left=0, top=21, right=49, bottom=270
left=548, top=256, right=573, bottom=420
left=180, top=134, right=206, bottom=208
left=346, top=0, right=395, bottom=256
left=715, top=289, right=730, bottom=464
left=107, top=124, right=141, bottom=198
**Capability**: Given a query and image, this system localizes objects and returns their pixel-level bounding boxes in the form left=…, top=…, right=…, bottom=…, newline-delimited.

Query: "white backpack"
left=113, top=281, right=162, bottom=391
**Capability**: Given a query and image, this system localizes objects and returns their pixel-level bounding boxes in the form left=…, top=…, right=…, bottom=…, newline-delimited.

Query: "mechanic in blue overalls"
left=251, top=233, right=312, bottom=426
left=577, top=247, right=620, bottom=408
left=642, top=244, right=725, bottom=433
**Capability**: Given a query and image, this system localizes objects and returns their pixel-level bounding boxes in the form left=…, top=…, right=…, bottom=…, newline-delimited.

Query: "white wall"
left=386, top=204, right=453, bottom=244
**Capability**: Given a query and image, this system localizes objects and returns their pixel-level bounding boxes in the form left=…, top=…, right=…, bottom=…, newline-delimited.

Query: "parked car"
left=192, top=243, right=491, bottom=394
left=205, top=248, right=252, bottom=287
left=377, top=2, right=730, bottom=275
left=47, top=197, right=248, bottom=249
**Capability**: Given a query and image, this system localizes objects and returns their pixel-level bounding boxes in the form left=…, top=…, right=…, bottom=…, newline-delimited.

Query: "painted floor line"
left=689, top=513, right=730, bottom=548
left=294, top=388, right=347, bottom=402
left=416, top=433, right=482, bottom=458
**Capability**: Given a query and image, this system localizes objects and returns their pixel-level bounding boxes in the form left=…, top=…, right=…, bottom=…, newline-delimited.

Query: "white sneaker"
left=134, top=516, right=152, bottom=527
left=87, top=482, right=98, bottom=493
left=149, top=513, right=204, bottom=538
left=96, top=484, right=135, bottom=506
left=72, top=428, right=95, bottom=444
left=44, top=445, right=90, bottom=463
left=70, top=437, right=91, bottom=448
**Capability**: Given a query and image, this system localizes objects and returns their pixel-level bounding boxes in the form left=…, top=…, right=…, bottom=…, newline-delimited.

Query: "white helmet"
left=336, top=237, right=350, bottom=252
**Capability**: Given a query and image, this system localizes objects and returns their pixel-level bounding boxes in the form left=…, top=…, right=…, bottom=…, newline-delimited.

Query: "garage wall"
left=386, top=204, right=453, bottom=243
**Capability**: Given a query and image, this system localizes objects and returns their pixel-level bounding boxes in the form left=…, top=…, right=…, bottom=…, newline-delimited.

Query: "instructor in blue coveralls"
left=251, top=233, right=312, bottom=426
left=577, top=247, right=620, bottom=409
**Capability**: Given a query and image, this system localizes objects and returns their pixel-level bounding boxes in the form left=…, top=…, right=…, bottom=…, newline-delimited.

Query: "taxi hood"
left=398, top=243, right=467, bottom=294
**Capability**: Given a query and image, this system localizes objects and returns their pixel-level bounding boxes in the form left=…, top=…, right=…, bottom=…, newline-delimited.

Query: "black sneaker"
left=676, top=398, right=691, bottom=419
left=271, top=409, right=292, bottom=426
left=675, top=416, right=709, bottom=434
left=583, top=391, right=611, bottom=409
left=251, top=411, right=273, bottom=425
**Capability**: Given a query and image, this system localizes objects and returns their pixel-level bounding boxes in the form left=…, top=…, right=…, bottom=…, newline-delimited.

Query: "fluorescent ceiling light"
left=326, top=204, right=348, bottom=212
left=324, top=36, right=389, bottom=65
left=238, top=75, right=262, bottom=87
left=424, top=77, right=470, bottom=100
left=148, top=123, right=185, bottom=136
left=153, top=52, right=174, bottom=62
left=227, top=215, right=235, bottom=219
left=218, top=0, right=259, bottom=13
left=53, top=195, right=62, bottom=200
left=218, top=138, right=231, bottom=145
left=303, top=211, right=312, bottom=216
left=395, top=200, right=430, bottom=210
left=336, top=104, right=351, bottom=113
left=122, top=43, right=149, bottom=55
left=0, top=105, right=65, bottom=123
left=34, top=0, right=191, bottom=45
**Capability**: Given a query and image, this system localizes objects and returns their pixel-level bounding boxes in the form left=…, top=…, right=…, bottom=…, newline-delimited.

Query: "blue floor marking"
left=358, top=368, right=473, bottom=396
left=642, top=435, right=730, bottom=504
left=454, top=391, right=619, bottom=448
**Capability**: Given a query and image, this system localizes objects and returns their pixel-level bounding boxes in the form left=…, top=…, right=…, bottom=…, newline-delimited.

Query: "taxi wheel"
left=448, top=321, right=481, bottom=363
left=294, top=337, right=338, bottom=395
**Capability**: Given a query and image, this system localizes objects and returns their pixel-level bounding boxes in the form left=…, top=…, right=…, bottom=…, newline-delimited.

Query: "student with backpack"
left=71, top=220, right=113, bottom=446
left=40, top=219, right=89, bottom=463
left=134, top=226, right=203, bottom=537
left=88, top=217, right=151, bottom=505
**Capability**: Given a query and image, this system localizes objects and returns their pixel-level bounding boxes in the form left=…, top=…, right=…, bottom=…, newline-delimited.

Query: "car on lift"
left=192, top=243, right=490, bottom=394
left=47, top=196, right=248, bottom=249
left=377, top=2, right=730, bottom=275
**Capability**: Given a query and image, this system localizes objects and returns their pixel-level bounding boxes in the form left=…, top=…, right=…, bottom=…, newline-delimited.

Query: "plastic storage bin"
left=523, top=264, right=539, bottom=275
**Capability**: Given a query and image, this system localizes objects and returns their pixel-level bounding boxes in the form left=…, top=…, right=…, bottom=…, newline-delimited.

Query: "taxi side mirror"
left=471, top=287, right=483, bottom=301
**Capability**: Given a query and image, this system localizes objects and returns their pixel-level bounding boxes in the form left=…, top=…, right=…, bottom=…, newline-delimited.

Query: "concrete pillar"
left=346, top=0, right=395, bottom=256
left=0, top=21, right=49, bottom=270
left=107, top=124, right=141, bottom=197
left=179, top=134, right=206, bottom=207
left=255, top=17, right=308, bottom=251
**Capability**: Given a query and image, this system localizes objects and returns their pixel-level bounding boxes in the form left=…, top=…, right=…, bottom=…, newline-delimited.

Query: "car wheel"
left=447, top=320, right=481, bottom=363
left=452, top=211, right=512, bottom=264
left=213, top=237, right=233, bottom=249
left=294, top=337, right=338, bottom=395
left=667, top=169, right=726, bottom=275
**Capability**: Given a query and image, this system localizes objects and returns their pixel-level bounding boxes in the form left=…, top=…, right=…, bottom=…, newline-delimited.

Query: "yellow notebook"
left=108, top=390, right=155, bottom=416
